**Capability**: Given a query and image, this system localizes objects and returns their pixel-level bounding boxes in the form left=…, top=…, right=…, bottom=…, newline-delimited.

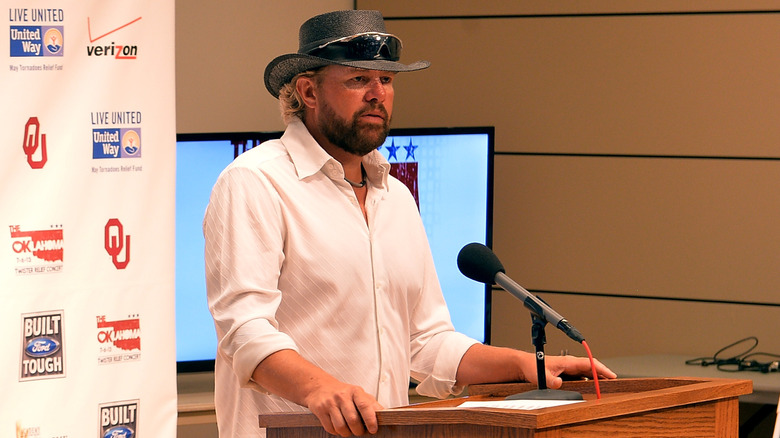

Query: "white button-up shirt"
left=203, top=119, right=478, bottom=437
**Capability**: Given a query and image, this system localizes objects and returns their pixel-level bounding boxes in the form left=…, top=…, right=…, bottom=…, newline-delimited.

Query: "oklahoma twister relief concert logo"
left=99, top=400, right=139, bottom=438
left=20, top=310, right=65, bottom=381
left=10, top=224, right=64, bottom=275
left=9, top=7, right=65, bottom=72
left=96, top=314, right=141, bottom=365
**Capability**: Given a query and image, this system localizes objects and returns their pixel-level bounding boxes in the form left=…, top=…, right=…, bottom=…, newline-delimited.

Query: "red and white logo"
left=10, top=224, right=64, bottom=275
left=22, top=117, right=48, bottom=169
left=96, top=314, right=141, bottom=365
left=104, top=218, right=130, bottom=269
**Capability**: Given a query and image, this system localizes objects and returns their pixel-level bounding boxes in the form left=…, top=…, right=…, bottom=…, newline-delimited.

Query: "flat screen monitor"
left=175, top=127, right=494, bottom=372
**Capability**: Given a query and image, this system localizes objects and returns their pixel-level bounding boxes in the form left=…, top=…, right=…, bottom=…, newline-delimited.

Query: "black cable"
left=685, top=336, right=780, bottom=373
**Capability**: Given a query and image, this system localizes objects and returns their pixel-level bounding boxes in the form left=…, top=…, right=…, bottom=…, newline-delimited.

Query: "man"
left=204, top=10, right=616, bottom=437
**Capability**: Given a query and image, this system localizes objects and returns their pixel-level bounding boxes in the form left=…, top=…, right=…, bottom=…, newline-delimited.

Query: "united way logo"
left=10, top=26, right=64, bottom=57
left=93, top=128, right=142, bottom=159
left=20, top=310, right=65, bottom=381
left=99, top=400, right=138, bottom=438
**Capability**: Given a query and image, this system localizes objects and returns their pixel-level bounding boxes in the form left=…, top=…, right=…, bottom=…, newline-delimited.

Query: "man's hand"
left=252, top=349, right=384, bottom=436
left=455, top=344, right=617, bottom=388
left=304, top=379, right=384, bottom=436
left=530, top=354, right=617, bottom=389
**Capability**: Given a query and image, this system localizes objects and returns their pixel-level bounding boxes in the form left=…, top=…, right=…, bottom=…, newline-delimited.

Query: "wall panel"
left=493, top=154, right=780, bottom=304
left=360, top=1, right=780, bottom=17
left=491, top=290, right=780, bottom=359
left=382, top=13, right=780, bottom=158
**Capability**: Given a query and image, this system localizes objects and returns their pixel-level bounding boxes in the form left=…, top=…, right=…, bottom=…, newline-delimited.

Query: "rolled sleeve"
left=205, top=162, right=296, bottom=389
left=413, top=331, right=480, bottom=398
left=230, top=321, right=299, bottom=389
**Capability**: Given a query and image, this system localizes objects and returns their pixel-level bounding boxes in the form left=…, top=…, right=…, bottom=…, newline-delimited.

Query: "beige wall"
left=175, top=0, right=780, bottom=372
left=351, top=2, right=780, bottom=358
left=175, top=0, right=352, bottom=134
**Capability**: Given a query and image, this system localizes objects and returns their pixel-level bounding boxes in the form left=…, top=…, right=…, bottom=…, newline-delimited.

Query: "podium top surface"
left=259, top=377, right=751, bottom=430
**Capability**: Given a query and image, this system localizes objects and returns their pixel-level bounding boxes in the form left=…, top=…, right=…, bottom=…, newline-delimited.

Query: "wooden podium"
left=258, top=377, right=752, bottom=437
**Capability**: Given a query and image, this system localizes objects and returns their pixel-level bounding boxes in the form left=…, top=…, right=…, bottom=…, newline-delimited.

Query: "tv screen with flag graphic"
left=176, top=127, right=494, bottom=371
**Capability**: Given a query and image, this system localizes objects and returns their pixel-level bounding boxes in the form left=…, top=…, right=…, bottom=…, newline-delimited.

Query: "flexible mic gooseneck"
left=457, top=242, right=585, bottom=343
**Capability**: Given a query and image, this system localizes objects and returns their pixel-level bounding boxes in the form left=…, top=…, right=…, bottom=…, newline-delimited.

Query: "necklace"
left=344, top=166, right=367, bottom=188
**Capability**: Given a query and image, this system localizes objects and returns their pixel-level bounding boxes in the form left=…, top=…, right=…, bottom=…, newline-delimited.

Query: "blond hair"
left=278, top=69, right=322, bottom=124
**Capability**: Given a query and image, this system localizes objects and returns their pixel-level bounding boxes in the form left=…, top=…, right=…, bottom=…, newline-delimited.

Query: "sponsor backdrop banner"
left=1, top=1, right=177, bottom=437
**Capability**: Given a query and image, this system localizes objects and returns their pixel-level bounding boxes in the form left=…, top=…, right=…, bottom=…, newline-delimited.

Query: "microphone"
left=457, top=242, right=585, bottom=343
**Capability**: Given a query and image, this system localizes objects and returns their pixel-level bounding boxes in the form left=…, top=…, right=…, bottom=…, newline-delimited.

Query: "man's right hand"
left=303, top=379, right=383, bottom=436
left=252, top=349, right=384, bottom=436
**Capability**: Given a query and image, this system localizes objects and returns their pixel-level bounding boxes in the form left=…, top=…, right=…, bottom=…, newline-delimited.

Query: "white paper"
left=459, top=399, right=585, bottom=410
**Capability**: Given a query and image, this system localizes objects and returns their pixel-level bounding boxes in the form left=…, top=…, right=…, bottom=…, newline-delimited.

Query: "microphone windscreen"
left=457, top=242, right=505, bottom=284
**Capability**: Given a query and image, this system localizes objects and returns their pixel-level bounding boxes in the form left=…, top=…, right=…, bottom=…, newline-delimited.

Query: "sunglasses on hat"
left=308, top=32, right=402, bottom=62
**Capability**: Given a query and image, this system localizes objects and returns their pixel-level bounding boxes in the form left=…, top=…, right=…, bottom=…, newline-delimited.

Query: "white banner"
left=1, top=1, right=177, bottom=437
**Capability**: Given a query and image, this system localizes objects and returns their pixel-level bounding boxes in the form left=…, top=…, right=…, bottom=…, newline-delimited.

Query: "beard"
left=318, top=101, right=391, bottom=157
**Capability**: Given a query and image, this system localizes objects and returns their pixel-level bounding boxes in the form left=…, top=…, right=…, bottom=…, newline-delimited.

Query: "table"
left=604, top=354, right=779, bottom=436
left=603, top=355, right=779, bottom=405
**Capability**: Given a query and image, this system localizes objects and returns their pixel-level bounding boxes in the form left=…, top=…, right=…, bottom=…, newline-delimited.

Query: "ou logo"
left=104, top=218, right=131, bottom=269
left=22, top=117, right=48, bottom=169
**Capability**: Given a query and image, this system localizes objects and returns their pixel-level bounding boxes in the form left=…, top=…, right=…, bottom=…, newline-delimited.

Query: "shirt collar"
left=282, top=118, right=391, bottom=188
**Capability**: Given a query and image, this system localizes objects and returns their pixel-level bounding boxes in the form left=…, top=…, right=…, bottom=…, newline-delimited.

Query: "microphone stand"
left=506, top=313, right=583, bottom=401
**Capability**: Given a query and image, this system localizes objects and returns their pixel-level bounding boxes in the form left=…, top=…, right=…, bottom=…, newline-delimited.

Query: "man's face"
left=313, top=65, right=396, bottom=156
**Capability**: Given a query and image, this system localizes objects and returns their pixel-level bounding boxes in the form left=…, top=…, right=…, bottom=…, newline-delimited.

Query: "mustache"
left=356, top=103, right=389, bottom=121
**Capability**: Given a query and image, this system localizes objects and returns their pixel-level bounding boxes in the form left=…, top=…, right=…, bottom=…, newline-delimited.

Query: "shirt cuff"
left=231, top=331, right=299, bottom=390
left=414, top=332, right=480, bottom=398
